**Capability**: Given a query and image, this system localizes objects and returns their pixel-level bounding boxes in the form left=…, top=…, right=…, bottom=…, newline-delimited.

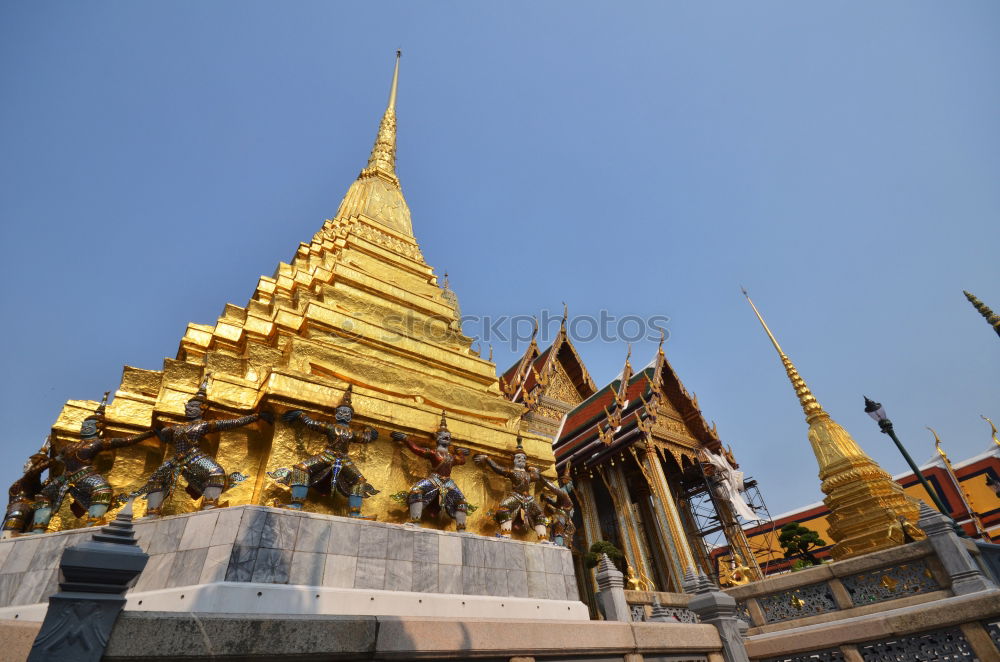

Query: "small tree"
left=584, top=540, right=625, bottom=571
left=778, top=523, right=826, bottom=566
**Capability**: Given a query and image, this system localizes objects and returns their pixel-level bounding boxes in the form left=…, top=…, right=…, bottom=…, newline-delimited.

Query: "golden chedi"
left=43, top=51, right=547, bottom=534
left=743, top=290, right=923, bottom=560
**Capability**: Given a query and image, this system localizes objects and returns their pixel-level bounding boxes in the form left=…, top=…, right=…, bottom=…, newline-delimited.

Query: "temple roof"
left=553, top=341, right=722, bottom=472
left=500, top=313, right=596, bottom=406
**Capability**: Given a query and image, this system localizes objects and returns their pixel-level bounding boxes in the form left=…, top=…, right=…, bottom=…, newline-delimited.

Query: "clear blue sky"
left=1, top=2, right=998, bottom=517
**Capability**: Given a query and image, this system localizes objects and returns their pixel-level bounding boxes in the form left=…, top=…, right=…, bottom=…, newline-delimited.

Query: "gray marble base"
left=0, top=506, right=579, bottom=608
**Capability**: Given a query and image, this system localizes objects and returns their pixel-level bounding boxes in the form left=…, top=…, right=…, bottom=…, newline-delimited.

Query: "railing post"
left=685, top=568, right=750, bottom=662
left=594, top=554, right=632, bottom=622
left=918, top=503, right=995, bottom=595
left=27, top=502, right=148, bottom=662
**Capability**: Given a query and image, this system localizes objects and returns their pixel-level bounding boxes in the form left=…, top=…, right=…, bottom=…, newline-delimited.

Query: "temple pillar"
left=599, top=463, right=654, bottom=587
left=637, top=444, right=698, bottom=588
left=573, top=476, right=604, bottom=596
left=574, top=476, right=603, bottom=552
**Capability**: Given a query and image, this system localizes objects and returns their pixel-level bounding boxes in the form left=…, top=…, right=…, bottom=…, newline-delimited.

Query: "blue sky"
left=1, top=2, right=998, bottom=517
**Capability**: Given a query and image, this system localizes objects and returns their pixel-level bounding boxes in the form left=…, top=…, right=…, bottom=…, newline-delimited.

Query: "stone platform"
left=0, top=505, right=586, bottom=621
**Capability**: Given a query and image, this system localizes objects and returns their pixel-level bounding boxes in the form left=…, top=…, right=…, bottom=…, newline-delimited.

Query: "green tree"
left=584, top=540, right=625, bottom=571
left=778, top=523, right=826, bottom=566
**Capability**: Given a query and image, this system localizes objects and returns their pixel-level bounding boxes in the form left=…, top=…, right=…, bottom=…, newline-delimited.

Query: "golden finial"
left=561, top=302, right=568, bottom=331
left=928, top=426, right=945, bottom=459
left=742, top=288, right=826, bottom=423
left=657, top=328, right=665, bottom=355
left=531, top=316, right=538, bottom=341
left=964, top=291, right=1000, bottom=338
left=488, top=344, right=494, bottom=362
left=363, top=50, right=401, bottom=180
left=388, top=49, right=401, bottom=110
left=929, top=425, right=992, bottom=540
left=982, top=415, right=1000, bottom=448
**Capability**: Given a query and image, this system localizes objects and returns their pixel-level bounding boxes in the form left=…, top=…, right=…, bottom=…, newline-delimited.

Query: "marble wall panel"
left=289, top=551, right=325, bottom=586
left=328, top=520, right=361, bottom=557
left=1, top=537, right=41, bottom=574
left=439, top=564, right=462, bottom=594
left=177, top=512, right=219, bottom=551
left=209, top=509, right=243, bottom=547
left=385, top=559, right=413, bottom=591
left=199, top=544, right=234, bottom=584
left=169, top=547, right=210, bottom=586
left=355, top=557, right=387, bottom=589
left=251, top=547, right=293, bottom=583
left=260, top=512, right=300, bottom=550
left=439, top=535, right=462, bottom=565
left=412, top=562, right=438, bottom=593
left=412, top=531, right=438, bottom=563
left=225, top=545, right=258, bottom=582
left=323, top=554, right=357, bottom=589
left=524, top=545, right=545, bottom=574
left=462, top=537, right=485, bottom=568
left=358, top=525, right=388, bottom=559
left=295, top=517, right=332, bottom=553
left=386, top=528, right=413, bottom=561
left=147, top=518, right=185, bottom=555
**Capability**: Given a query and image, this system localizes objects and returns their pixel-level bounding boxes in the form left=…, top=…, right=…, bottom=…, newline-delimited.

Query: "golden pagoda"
left=743, top=290, right=923, bottom=560
left=45, top=52, right=546, bottom=533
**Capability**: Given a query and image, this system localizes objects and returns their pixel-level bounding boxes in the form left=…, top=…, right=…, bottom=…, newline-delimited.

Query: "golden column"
left=632, top=443, right=697, bottom=587
left=598, top=463, right=655, bottom=586
left=743, top=290, right=923, bottom=560
left=573, top=476, right=603, bottom=554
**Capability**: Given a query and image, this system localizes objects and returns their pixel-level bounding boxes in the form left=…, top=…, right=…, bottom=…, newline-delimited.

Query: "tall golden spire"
left=963, top=290, right=1000, bottom=339
left=362, top=50, right=401, bottom=184
left=742, top=289, right=924, bottom=560
left=742, top=289, right=826, bottom=424
left=333, top=50, right=414, bottom=237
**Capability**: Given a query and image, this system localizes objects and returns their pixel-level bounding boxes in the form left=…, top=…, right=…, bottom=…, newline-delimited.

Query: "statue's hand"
left=390, top=431, right=407, bottom=443
left=365, top=427, right=379, bottom=442
left=459, top=447, right=471, bottom=456
left=281, top=409, right=304, bottom=423
left=473, top=454, right=488, bottom=465
left=258, top=411, right=275, bottom=425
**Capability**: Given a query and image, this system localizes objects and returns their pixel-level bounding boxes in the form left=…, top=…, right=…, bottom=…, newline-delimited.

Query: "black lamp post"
left=863, top=396, right=953, bottom=519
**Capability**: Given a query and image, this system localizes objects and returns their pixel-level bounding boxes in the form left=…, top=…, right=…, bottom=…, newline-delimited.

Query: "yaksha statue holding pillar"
left=2, top=440, right=55, bottom=538
left=270, top=384, right=380, bottom=518
left=137, top=376, right=271, bottom=517
left=391, top=411, right=472, bottom=531
left=542, top=461, right=576, bottom=547
left=35, top=392, right=156, bottom=529
left=474, top=437, right=549, bottom=541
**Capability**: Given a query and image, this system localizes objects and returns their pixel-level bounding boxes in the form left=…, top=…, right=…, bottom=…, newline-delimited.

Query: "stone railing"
left=730, top=504, right=1000, bottom=661
left=624, top=589, right=699, bottom=624
left=726, top=539, right=949, bottom=630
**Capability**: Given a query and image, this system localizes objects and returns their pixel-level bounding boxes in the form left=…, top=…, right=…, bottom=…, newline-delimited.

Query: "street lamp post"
left=863, top=397, right=953, bottom=519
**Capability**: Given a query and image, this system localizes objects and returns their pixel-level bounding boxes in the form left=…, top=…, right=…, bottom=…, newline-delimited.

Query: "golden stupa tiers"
left=44, top=51, right=545, bottom=533
left=743, top=290, right=923, bottom=560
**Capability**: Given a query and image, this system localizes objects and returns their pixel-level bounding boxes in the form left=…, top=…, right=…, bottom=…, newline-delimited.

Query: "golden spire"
left=929, top=426, right=991, bottom=540
left=983, top=415, right=1000, bottom=448
left=742, top=288, right=924, bottom=560
left=964, top=291, right=1000, bottom=338
left=362, top=50, right=401, bottom=183
left=333, top=50, right=414, bottom=237
left=742, top=288, right=826, bottom=424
